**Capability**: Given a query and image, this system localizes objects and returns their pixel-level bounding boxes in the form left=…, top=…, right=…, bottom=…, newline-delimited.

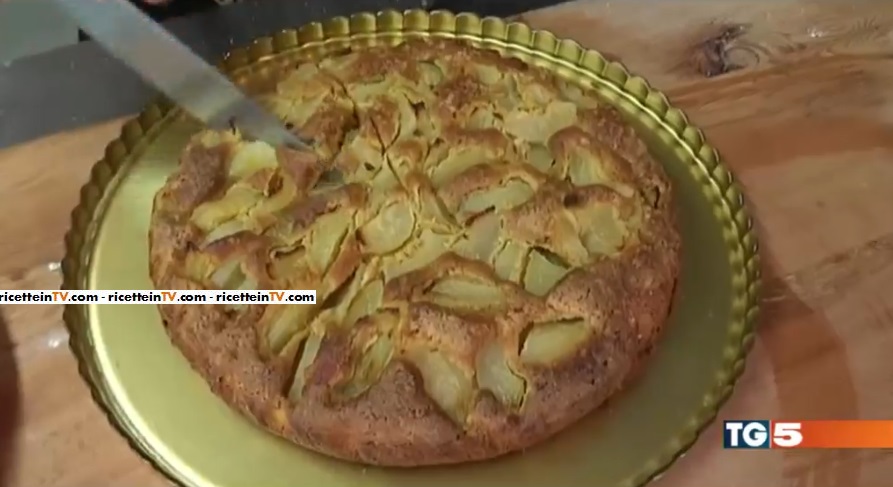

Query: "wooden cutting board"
left=0, top=0, right=891, bottom=485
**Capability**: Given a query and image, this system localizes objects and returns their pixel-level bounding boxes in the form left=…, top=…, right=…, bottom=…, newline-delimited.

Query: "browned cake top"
left=150, top=39, right=679, bottom=463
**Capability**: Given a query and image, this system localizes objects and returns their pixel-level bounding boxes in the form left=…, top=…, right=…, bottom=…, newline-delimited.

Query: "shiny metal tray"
left=62, top=9, right=761, bottom=487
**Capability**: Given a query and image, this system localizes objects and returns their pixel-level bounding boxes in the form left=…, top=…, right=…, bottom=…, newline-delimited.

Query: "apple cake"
left=149, top=39, right=681, bottom=466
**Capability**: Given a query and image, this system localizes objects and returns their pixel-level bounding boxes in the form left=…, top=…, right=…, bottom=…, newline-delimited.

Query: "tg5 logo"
left=723, top=421, right=803, bottom=449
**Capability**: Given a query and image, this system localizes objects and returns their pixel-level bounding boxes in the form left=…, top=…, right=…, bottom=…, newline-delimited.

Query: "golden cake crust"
left=148, top=39, right=681, bottom=466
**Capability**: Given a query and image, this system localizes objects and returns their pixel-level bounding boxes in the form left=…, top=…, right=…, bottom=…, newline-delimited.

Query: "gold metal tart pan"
left=61, top=9, right=761, bottom=487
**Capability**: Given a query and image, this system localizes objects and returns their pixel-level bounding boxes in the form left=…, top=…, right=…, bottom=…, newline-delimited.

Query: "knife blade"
left=52, top=0, right=341, bottom=182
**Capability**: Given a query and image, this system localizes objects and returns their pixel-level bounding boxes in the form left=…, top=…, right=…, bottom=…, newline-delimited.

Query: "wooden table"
left=0, top=1, right=891, bottom=485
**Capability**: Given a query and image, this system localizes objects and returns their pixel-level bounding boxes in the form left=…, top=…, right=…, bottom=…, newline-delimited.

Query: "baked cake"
left=149, top=39, right=681, bottom=466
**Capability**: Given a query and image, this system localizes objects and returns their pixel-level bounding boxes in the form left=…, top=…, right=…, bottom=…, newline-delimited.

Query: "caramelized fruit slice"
left=475, top=341, right=526, bottom=409
left=277, top=63, right=329, bottom=99
left=495, top=74, right=522, bottom=112
left=287, top=330, right=324, bottom=402
left=566, top=150, right=608, bottom=187
left=263, top=304, right=317, bottom=355
left=460, top=179, right=535, bottom=216
left=339, top=334, right=395, bottom=399
left=418, top=61, right=444, bottom=86
left=229, top=141, right=278, bottom=179
left=520, top=319, right=590, bottom=365
left=335, top=311, right=399, bottom=399
left=358, top=200, right=416, bottom=255
left=557, top=80, right=600, bottom=109
left=523, top=248, right=572, bottom=296
left=526, top=143, right=555, bottom=173
left=473, top=63, right=502, bottom=84
left=344, top=131, right=383, bottom=170
left=550, top=214, right=590, bottom=266
left=277, top=324, right=310, bottom=361
left=210, top=258, right=258, bottom=310
left=453, top=211, right=500, bottom=262
left=503, top=101, right=577, bottom=143
left=196, top=129, right=237, bottom=148
left=305, top=210, right=352, bottom=274
left=493, top=241, right=528, bottom=283
left=343, top=279, right=384, bottom=328
left=405, top=348, right=473, bottom=425
left=209, top=258, right=256, bottom=290
left=349, top=79, right=391, bottom=102
left=248, top=174, right=298, bottom=224
left=368, top=161, right=401, bottom=192
left=203, top=220, right=249, bottom=246
left=574, top=204, right=628, bottom=255
left=382, top=230, right=456, bottom=281
left=416, top=188, right=460, bottom=233
left=183, top=253, right=215, bottom=282
left=521, top=83, right=557, bottom=106
left=394, top=93, right=418, bottom=141
left=430, top=149, right=491, bottom=188
left=468, top=108, right=497, bottom=129
left=324, top=264, right=368, bottom=324
left=190, top=185, right=263, bottom=231
left=425, top=276, right=505, bottom=311
left=267, top=245, right=307, bottom=282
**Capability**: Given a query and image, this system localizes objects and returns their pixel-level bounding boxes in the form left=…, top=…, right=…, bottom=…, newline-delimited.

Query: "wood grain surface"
left=0, top=0, right=891, bottom=485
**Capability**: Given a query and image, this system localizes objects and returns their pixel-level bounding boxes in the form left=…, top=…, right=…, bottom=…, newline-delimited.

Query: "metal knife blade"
left=51, top=0, right=337, bottom=180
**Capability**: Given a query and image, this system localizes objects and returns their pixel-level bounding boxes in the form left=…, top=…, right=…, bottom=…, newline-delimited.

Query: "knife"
left=51, top=0, right=341, bottom=184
